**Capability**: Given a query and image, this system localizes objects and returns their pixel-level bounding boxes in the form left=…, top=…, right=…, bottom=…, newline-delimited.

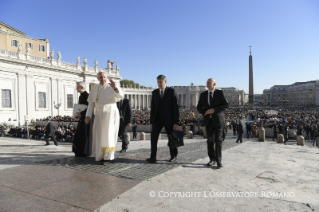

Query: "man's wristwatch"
left=114, top=87, right=118, bottom=91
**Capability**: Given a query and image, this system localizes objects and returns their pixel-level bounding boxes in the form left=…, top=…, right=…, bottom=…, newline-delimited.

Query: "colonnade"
left=124, top=94, right=152, bottom=109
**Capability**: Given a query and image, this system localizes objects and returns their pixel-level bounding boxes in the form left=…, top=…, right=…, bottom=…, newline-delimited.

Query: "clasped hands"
left=205, top=108, right=215, bottom=116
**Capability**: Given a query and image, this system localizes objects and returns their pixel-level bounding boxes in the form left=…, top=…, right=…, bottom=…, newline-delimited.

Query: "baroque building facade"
left=0, top=22, right=121, bottom=123
left=263, top=81, right=319, bottom=106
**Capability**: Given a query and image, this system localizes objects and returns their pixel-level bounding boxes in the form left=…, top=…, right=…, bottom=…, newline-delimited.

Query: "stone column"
left=134, top=94, right=137, bottom=109
left=248, top=48, right=254, bottom=110
left=195, top=94, right=198, bottom=107
left=50, top=77, right=57, bottom=116
left=181, top=94, right=184, bottom=107
left=16, top=73, right=27, bottom=124
left=26, top=74, right=34, bottom=119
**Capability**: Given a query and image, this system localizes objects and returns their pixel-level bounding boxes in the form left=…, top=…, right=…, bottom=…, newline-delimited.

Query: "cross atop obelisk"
left=248, top=46, right=254, bottom=110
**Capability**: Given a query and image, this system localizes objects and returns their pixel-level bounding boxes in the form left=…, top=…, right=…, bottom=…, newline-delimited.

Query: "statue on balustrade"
left=57, top=51, right=61, bottom=61
left=77, top=56, right=80, bottom=65
left=107, top=60, right=115, bottom=70
left=26, top=44, right=30, bottom=54
left=83, top=58, right=87, bottom=66
left=50, top=50, right=54, bottom=59
left=18, top=42, right=22, bottom=53
left=94, top=60, right=99, bottom=67
left=116, top=64, right=120, bottom=72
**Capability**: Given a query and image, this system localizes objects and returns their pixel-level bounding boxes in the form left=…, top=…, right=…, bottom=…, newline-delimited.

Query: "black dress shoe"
left=54, top=142, right=58, bottom=146
left=168, top=157, right=177, bottom=162
left=146, top=158, right=157, bottom=163
left=217, top=163, right=223, bottom=169
left=207, top=161, right=216, bottom=166
left=45, top=143, right=50, bottom=146
left=104, top=159, right=115, bottom=163
left=120, top=149, right=127, bottom=153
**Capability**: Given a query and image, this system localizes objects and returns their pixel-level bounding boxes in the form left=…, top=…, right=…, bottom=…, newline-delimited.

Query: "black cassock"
left=72, top=91, right=92, bottom=157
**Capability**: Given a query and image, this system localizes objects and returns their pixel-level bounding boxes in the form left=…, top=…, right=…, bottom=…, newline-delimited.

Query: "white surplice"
left=86, top=83, right=124, bottom=161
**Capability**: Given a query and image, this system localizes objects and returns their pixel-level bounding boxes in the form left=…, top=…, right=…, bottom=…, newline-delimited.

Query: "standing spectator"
left=44, top=118, right=58, bottom=146
left=312, top=126, right=318, bottom=146
left=132, top=123, right=137, bottom=139
left=283, top=124, right=289, bottom=145
left=272, top=123, right=278, bottom=141
left=236, top=120, right=244, bottom=143
left=246, top=123, right=252, bottom=138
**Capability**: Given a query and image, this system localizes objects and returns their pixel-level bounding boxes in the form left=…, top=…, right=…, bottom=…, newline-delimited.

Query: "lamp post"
left=54, top=99, right=62, bottom=116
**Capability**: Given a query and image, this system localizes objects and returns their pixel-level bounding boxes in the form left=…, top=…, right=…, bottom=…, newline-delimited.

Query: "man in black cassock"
left=72, top=81, right=91, bottom=157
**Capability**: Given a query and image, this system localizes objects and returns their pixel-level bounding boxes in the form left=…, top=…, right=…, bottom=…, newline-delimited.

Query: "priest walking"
left=73, top=81, right=90, bottom=157
left=85, top=71, right=124, bottom=163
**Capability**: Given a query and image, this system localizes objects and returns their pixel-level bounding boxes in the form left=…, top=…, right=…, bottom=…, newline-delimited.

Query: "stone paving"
left=0, top=133, right=318, bottom=211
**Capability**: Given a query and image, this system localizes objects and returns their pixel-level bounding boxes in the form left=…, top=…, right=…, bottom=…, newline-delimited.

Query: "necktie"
left=209, top=92, right=213, bottom=105
left=160, top=90, right=164, bottom=98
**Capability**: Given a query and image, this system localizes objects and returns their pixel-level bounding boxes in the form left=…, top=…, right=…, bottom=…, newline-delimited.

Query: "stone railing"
left=121, top=87, right=153, bottom=91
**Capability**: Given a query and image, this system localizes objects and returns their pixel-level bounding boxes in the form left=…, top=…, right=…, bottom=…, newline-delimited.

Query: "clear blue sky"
left=1, top=0, right=318, bottom=94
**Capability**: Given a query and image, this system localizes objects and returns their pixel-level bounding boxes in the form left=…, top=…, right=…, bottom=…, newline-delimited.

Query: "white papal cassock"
left=86, top=83, right=124, bottom=161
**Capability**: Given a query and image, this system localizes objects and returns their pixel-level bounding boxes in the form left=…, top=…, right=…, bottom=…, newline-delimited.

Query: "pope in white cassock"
left=85, top=71, right=124, bottom=162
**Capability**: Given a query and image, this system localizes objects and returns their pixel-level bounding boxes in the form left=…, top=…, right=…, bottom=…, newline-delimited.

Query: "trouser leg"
left=150, top=121, right=163, bottom=159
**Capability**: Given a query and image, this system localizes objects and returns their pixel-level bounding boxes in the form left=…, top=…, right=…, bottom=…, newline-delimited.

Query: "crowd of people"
left=2, top=106, right=319, bottom=145
left=4, top=122, right=77, bottom=143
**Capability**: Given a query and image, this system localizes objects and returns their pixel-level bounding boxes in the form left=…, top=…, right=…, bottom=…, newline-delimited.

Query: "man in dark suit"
left=197, top=78, right=229, bottom=169
left=44, top=118, right=58, bottom=146
left=146, top=75, right=180, bottom=163
left=117, top=98, right=132, bottom=153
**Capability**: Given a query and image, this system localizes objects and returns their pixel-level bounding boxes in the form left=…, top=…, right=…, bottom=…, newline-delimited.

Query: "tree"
left=120, top=79, right=151, bottom=89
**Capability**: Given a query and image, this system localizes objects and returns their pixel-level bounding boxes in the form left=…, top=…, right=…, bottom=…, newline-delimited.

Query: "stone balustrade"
left=0, top=48, right=118, bottom=74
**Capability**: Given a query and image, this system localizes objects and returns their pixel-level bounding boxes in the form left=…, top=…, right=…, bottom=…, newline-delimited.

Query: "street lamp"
left=54, top=99, right=62, bottom=116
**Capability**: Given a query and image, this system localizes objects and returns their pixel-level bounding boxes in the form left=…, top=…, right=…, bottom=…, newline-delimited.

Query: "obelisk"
left=248, top=46, right=254, bottom=110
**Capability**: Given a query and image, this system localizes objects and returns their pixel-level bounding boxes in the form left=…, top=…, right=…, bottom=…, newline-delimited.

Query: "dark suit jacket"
left=117, top=99, right=132, bottom=124
left=45, top=122, right=55, bottom=135
left=196, top=89, right=229, bottom=127
left=150, top=87, right=179, bottom=127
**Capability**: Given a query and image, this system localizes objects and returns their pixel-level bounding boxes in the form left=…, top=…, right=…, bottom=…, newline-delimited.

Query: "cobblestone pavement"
left=37, top=137, right=239, bottom=180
